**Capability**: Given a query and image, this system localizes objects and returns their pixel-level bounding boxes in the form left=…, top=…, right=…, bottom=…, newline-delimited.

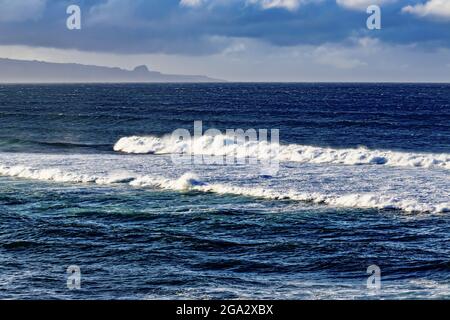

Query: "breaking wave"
left=114, top=135, right=450, bottom=170
left=0, top=164, right=448, bottom=214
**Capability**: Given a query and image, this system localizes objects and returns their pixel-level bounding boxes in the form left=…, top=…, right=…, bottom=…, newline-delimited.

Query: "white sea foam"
left=191, top=182, right=449, bottom=214
left=1, top=163, right=448, bottom=214
left=130, top=172, right=206, bottom=190
left=114, top=135, right=450, bottom=170
left=0, top=165, right=97, bottom=183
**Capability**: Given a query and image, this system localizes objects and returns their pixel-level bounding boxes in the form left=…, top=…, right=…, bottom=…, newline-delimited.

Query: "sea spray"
left=114, top=135, right=450, bottom=171
left=1, top=163, right=448, bottom=213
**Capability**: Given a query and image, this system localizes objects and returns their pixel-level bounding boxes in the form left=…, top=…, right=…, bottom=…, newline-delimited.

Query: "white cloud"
left=222, top=42, right=247, bottom=55
left=180, top=0, right=398, bottom=12
left=0, top=0, right=47, bottom=22
left=88, top=0, right=140, bottom=26
left=312, top=43, right=368, bottom=69
left=402, top=0, right=450, bottom=20
left=336, top=0, right=396, bottom=11
left=180, top=0, right=205, bottom=7
left=247, top=0, right=303, bottom=11
left=180, top=0, right=312, bottom=11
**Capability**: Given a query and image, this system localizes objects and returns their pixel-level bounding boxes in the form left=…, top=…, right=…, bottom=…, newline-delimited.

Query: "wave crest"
left=1, top=164, right=448, bottom=214
left=113, top=135, right=450, bottom=170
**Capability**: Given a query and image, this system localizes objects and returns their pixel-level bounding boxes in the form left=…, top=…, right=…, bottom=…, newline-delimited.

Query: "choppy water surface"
left=0, top=84, right=449, bottom=299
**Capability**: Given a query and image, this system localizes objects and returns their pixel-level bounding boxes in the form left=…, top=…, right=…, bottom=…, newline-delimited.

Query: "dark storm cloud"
left=0, top=0, right=449, bottom=54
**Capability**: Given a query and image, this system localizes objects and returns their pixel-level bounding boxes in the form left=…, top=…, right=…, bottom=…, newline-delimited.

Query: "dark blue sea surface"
left=0, top=84, right=449, bottom=299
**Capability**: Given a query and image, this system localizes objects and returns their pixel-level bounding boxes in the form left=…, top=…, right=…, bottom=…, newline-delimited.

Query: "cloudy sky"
left=0, top=0, right=449, bottom=81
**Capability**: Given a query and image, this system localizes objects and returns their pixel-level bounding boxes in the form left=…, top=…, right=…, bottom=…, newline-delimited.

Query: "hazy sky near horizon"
left=0, top=0, right=450, bottom=81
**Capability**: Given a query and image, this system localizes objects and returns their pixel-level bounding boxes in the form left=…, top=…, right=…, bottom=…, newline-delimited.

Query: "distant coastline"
left=0, top=58, right=224, bottom=83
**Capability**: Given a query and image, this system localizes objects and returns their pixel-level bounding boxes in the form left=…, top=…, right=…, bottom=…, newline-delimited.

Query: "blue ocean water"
left=0, top=83, right=449, bottom=299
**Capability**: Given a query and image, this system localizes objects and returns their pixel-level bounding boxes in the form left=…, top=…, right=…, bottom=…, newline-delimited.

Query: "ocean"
left=0, top=83, right=449, bottom=299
